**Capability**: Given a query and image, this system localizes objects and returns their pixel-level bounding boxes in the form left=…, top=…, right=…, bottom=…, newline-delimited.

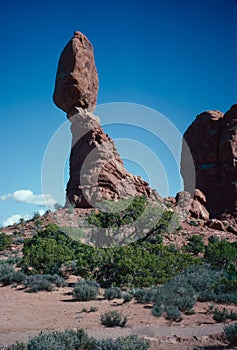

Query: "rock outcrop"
left=175, top=189, right=209, bottom=221
left=53, top=32, right=159, bottom=208
left=181, top=105, right=237, bottom=218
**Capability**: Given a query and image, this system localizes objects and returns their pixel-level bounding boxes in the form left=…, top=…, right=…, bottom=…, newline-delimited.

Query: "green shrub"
left=185, top=235, right=205, bottom=255
left=27, top=329, right=94, bottom=350
left=81, top=306, right=98, bottom=313
left=155, top=277, right=196, bottom=312
left=212, top=307, right=237, bottom=322
left=73, top=280, right=100, bottom=301
left=0, top=233, right=12, bottom=251
left=104, top=287, right=122, bottom=300
left=1, top=331, right=150, bottom=350
left=165, top=306, right=182, bottom=322
left=6, top=343, right=26, bottom=350
left=0, top=264, right=26, bottom=286
left=21, top=224, right=87, bottom=274
left=122, top=291, right=133, bottom=303
left=229, top=311, right=237, bottom=320
left=24, top=274, right=66, bottom=293
left=152, top=305, right=163, bottom=317
left=134, top=288, right=157, bottom=304
left=204, top=240, right=237, bottom=269
left=76, top=242, right=199, bottom=288
left=224, top=322, right=237, bottom=345
left=173, top=296, right=196, bottom=312
left=101, top=310, right=127, bottom=327
left=213, top=307, right=229, bottom=322
left=88, top=196, right=147, bottom=229
left=22, top=237, right=72, bottom=273
left=95, top=335, right=150, bottom=349
left=208, top=235, right=220, bottom=244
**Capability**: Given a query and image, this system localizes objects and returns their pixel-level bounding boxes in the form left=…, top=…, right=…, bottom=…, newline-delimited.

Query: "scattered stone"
left=207, top=219, right=226, bottom=232
left=175, top=190, right=209, bottom=221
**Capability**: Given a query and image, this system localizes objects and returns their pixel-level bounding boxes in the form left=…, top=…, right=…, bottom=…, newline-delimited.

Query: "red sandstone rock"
left=175, top=190, right=209, bottom=221
left=65, top=108, right=159, bottom=208
left=53, top=32, right=160, bottom=208
left=181, top=105, right=237, bottom=218
left=53, top=31, right=98, bottom=113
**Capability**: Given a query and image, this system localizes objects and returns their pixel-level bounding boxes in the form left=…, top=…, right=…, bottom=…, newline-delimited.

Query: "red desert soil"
left=0, top=283, right=235, bottom=350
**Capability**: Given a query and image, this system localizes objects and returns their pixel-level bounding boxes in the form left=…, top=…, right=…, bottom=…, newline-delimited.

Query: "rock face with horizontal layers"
left=181, top=105, right=237, bottom=218
left=53, top=32, right=159, bottom=208
left=53, top=31, right=98, bottom=113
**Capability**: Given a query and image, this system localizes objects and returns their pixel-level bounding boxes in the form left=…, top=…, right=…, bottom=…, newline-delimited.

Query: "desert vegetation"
left=1, top=197, right=237, bottom=348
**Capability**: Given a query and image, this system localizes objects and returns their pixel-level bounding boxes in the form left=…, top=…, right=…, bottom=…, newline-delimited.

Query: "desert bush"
left=95, top=335, right=150, bottom=349
left=24, top=274, right=66, bottom=293
left=22, top=237, right=72, bottom=273
left=134, top=287, right=158, bottom=304
left=173, top=296, right=196, bottom=312
left=101, top=310, right=127, bottom=327
left=1, top=331, right=150, bottom=350
left=6, top=344, right=26, bottom=350
left=81, top=306, right=98, bottom=313
left=165, top=306, right=182, bottom=322
left=14, top=237, right=24, bottom=245
left=73, top=280, right=100, bottom=301
left=212, top=307, right=237, bottom=322
left=152, top=304, right=163, bottom=317
left=88, top=196, right=147, bottom=229
left=76, top=241, right=199, bottom=288
left=213, top=307, right=229, bottom=322
left=61, top=227, right=84, bottom=241
left=122, top=291, right=133, bottom=303
left=0, top=232, right=12, bottom=251
left=224, top=322, right=237, bottom=345
left=204, top=240, right=237, bottom=269
left=155, top=277, right=196, bottom=312
left=104, top=287, right=122, bottom=300
left=184, top=235, right=205, bottom=255
left=0, top=263, right=26, bottom=286
left=0, top=263, right=15, bottom=285
left=228, top=311, right=237, bottom=320
left=27, top=329, right=95, bottom=350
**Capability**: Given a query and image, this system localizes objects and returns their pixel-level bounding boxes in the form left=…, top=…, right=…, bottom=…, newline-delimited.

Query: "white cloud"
left=2, top=209, right=47, bottom=228
left=2, top=214, right=31, bottom=227
left=0, top=190, right=57, bottom=206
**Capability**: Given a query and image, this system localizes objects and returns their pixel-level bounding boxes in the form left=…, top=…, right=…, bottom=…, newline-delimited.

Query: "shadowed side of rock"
left=181, top=105, right=237, bottom=218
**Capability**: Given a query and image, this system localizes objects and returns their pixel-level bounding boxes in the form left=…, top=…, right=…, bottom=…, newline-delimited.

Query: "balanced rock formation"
left=181, top=105, right=237, bottom=218
left=53, top=32, right=158, bottom=208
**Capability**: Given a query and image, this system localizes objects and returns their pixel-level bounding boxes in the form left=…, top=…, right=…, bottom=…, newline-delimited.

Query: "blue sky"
left=0, top=0, right=237, bottom=227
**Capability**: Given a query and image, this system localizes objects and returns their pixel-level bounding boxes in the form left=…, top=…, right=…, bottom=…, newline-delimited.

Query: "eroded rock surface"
left=66, top=108, right=159, bottom=207
left=53, top=31, right=98, bottom=113
left=181, top=105, right=237, bottom=218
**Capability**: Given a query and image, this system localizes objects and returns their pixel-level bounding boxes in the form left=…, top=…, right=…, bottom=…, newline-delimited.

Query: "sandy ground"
left=0, top=284, right=236, bottom=349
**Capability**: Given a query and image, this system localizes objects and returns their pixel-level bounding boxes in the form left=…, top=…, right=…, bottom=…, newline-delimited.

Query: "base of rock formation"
left=66, top=108, right=160, bottom=208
